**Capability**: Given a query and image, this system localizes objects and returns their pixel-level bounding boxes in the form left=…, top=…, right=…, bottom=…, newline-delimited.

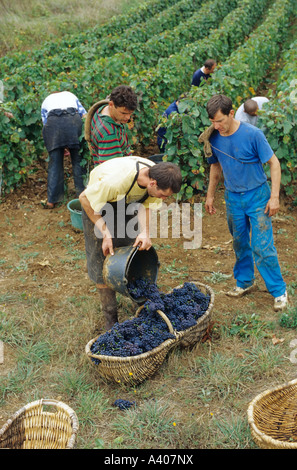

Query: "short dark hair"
left=149, top=162, right=182, bottom=193
left=206, top=94, right=233, bottom=119
left=204, top=59, right=216, bottom=69
left=244, top=99, right=258, bottom=115
left=110, top=85, right=138, bottom=111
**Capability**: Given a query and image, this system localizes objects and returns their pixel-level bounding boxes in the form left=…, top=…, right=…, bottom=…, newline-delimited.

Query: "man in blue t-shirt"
left=191, top=59, right=216, bottom=87
left=202, top=94, right=287, bottom=311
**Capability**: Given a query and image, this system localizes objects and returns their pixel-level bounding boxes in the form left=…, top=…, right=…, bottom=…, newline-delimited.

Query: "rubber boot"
left=99, top=287, right=118, bottom=330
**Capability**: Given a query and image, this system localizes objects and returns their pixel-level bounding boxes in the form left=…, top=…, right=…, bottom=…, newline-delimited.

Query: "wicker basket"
left=172, top=282, right=215, bottom=348
left=247, top=378, right=297, bottom=449
left=84, top=99, right=109, bottom=152
left=0, top=399, right=79, bottom=449
left=86, top=309, right=177, bottom=385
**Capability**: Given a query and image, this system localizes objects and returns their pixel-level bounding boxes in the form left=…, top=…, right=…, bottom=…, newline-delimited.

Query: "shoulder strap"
left=210, top=144, right=256, bottom=164
left=125, top=160, right=154, bottom=203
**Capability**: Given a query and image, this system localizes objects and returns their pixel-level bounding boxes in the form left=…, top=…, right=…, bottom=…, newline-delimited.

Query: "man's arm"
left=205, top=162, right=222, bottom=215
left=79, top=191, right=114, bottom=256
left=265, top=153, right=281, bottom=217
left=133, top=205, right=152, bottom=251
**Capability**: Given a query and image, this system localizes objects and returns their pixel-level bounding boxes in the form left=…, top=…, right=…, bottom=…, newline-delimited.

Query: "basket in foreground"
left=0, top=399, right=79, bottom=449
left=173, top=282, right=215, bottom=348
left=86, top=310, right=177, bottom=385
left=247, top=378, right=297, bottom=449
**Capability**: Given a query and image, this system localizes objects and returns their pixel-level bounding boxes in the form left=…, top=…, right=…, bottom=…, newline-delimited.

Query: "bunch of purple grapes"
left=90, top=309, right=175, bottom=362
left=113, top=399, right=136, bottom=410
left=129, top=279, right=210, bottom=332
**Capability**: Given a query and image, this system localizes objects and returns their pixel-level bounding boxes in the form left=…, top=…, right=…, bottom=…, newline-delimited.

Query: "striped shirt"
left=90, top=106, right=132, bottom=165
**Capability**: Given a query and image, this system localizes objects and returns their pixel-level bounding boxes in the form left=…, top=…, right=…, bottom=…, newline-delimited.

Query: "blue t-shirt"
left=157, top=101, right=179, bottom=151
left=207, top=122, right=273, bottom=192
left=191, top=68, right=209, bottom=87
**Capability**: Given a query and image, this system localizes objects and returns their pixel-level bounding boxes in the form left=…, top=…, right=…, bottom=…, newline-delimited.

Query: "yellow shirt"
left=85, top=156, right=163, bottom=213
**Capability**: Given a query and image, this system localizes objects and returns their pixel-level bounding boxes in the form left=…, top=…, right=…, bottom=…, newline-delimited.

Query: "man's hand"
left=102, top=235, right=114, bottom=256
left=267, top=154, right=281, bottom=217
left=205, top=162, right=221, bottom=215
left=133, top=231, right=152, bottom=251
left=265, top=196, right=280, bottom=217
left=205, top=196, right=216, bottom=215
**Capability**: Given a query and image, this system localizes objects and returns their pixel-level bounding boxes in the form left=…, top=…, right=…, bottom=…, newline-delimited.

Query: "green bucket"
left=67, top=199, right=83, bottom=231
left=102, top=245, right=159, bottom=303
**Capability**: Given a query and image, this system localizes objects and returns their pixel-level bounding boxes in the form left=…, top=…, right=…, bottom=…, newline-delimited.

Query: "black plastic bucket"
left=102, top=245, right=159, bottom=303
left=147, top=154, right=165, bottom=163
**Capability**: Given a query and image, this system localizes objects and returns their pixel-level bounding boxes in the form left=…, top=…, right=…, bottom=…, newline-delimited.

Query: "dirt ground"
left=1, top=152, right=296, bottom=314
left=0, top=151, right=297, bottom=437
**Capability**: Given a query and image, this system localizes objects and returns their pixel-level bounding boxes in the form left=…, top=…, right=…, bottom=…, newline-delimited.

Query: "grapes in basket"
left=90, top=280, right=210, bottom=360
left=128, top=279, right=210, bottom=331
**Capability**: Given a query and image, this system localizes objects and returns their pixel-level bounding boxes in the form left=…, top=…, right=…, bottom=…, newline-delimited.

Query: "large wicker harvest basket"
left=0, top=399, right=79, bottom=449
left=173, top=282, right=215, bottom=348
left=86, top=309, right=177, bottom=385
left=247, top=378, right=297, bottom=449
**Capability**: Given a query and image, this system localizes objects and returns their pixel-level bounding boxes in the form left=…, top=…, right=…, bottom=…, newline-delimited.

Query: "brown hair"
left=206, top=94, right=233, bottom=118
left=244, top=99, right=258, bottom=115
left=204, top=59, right=216, bottom=70
left=110, top=86, right=138, bottom=111
left=149, top=162, right=182, bottom=193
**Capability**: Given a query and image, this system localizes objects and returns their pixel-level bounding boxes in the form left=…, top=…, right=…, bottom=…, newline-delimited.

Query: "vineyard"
left=0, top=0, right=296, bottom=198
left=1, top=0, right=297, bottom=451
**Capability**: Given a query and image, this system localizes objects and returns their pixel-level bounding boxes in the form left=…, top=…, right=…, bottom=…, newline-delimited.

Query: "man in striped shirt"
left=90, top=86, right=138, bottom=166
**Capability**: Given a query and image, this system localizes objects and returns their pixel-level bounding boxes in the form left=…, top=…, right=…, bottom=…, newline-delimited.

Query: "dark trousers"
left=47, top=147, right=86, bottom=203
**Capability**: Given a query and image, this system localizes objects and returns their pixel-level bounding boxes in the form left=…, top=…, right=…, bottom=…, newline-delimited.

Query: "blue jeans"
left=47, top=147, right=85, bottom=203
left=225, top=182, right=286, bottom=298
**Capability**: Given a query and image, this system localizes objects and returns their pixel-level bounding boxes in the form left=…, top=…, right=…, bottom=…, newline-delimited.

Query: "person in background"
left=79, top=156, right=182, bottom=331
left=156, top=98, right=181, bottom=152
left=191, top=59, right=217, bottom=87
left=235, top=96, right=269, bottom=127
left=203, top=94, right=287, bottom=312
left=89, top=85, right=138, bottom=166
left=41, top=90, right=87, bottom=209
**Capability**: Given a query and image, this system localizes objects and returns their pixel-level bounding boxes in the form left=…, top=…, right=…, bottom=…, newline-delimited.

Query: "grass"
left=111, top=399, right=179, bottom=449
left=280, top=304, right=297, bottom=329
left=1, top=261, right=296, bottom=449
left=0, top=0, right=140, bottom=55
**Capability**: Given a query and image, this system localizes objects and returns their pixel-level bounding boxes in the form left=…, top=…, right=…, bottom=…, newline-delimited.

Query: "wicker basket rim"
left=247, top=377, right=297, bottom=413
left=247, top=377, right=297, bottom=449
left=0, top=398, right=79, bottom=448
left=86, top=334, right=176, bottom=362
left=172, top=280, right=214, bottom=295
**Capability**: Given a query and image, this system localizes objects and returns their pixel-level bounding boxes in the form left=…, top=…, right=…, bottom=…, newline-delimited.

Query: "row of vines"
left=164, top=0, right=297, bottom=198
left=0, top=0, right=296, bottom=199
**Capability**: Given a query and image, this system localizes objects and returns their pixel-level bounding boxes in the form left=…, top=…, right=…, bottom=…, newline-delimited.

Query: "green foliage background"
left=0, top=0, right=296, bottom=199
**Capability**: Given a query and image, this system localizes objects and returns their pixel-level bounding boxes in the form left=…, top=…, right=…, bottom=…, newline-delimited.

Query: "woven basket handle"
left=135, top=305, right=175, bottom=334
left=84, top=99, right=109, bottom=142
